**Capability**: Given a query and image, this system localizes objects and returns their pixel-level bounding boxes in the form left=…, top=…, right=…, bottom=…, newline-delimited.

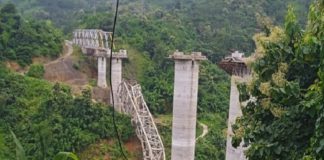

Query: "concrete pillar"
left=110, top=50, right=128, bottom=112
left=97, top=56, right=107, bottom=88
left=226, top=76, right=246, bottom=160
left=170, top=51, right=207, bottom=160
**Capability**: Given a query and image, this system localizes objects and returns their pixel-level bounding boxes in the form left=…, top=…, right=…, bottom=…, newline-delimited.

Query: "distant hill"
left=1, top=0, right=310, bottom=59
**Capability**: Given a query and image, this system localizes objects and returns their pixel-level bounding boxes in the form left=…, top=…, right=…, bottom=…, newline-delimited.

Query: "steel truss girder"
left=118, top=81, right=166, bottom=160
left=72, top=29, right=112, bottom=49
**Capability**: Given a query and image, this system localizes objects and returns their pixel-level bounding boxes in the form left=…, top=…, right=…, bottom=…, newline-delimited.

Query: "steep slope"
left=44, top=41, right=87, bottom=85
left=0, top=64, right=135, bottom=159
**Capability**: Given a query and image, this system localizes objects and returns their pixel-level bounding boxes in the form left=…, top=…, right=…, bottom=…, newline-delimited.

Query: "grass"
left=118, top=44, right=152, bottom=82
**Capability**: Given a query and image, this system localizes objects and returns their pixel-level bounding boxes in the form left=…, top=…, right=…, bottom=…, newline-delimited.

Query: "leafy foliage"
left=232, top=1, right=324, bottom=159
left=10, top=129, right=80, bottom=160
left=53, top=152, right=79, bottom=160
left=10, top=130, right=26, bottom=160
left=195, top=114, right=227, bottom=160
left=0, top=65, right=134, bottom=159
left=26, top=64, right=44, bottom=79
left=0, top=132, right=10, bottom=159
left=0, top=3, right=63, bottom=66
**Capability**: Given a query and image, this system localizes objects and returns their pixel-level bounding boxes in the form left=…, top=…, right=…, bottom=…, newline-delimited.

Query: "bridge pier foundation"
left=110, top=50, right=127, bottom=112
left=169, top=51, right=206, bottom=160
left=97, top=56, right=107, bottom=88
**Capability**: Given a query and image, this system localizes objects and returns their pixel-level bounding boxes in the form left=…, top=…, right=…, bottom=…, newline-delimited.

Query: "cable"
left=109, top=0, right=128, bottom=159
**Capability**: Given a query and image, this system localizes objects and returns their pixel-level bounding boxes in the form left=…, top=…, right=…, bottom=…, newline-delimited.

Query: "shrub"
left=26, top=64, right=45, bottom=79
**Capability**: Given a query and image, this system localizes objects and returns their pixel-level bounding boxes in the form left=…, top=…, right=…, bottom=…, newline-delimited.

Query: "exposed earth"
left=44, top=41, right=110, bottom=102
left=43, top=41, right=142, bottom=159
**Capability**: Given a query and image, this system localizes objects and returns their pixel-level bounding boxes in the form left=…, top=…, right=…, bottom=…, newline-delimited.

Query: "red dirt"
left=44, top=42, right=89, bottom=94
left=79, top=138, right=142, bottom=160
left=5, top=61, right=27, bottom=73
left=125, top=136, right=142, bottom=158
left=44, top=44, right=87, bottom=83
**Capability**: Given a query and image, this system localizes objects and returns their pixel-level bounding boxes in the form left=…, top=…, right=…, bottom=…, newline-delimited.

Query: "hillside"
left=2, top=0, right=311, bottom=59
left=0, top=3, right=63, bottom=66
left=0, top=0, right=316, bottom=160
left=0, top=63, right=136, bottom=159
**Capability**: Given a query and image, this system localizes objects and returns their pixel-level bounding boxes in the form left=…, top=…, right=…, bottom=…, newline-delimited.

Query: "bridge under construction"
left=72, top=29, right=240, bottom=160
left=73, top=29, right=166, bottom=159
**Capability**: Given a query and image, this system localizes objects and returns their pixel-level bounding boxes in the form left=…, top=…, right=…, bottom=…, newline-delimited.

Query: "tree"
left=232, top=1, right=324, bottom=159
left=0, top=3, right=63, bottom=66
left=0, top=3, right=17, bottom=14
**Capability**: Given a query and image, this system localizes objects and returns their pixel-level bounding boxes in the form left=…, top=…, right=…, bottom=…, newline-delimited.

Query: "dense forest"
left=0, top=3, right=63, bottom=66
left=0, top=0, right=319, bottom=159
left=0, top=63, right=134, bottom=159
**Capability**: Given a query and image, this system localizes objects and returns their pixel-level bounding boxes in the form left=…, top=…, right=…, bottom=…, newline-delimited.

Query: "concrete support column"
left=226, top=76, right=246, bottom=160
left=97, top=56, right=107, bottom=88
left=111, top=57, right=122, bottom=111
left=110, top=50, right=128, bottom=112
left=170, top=51, right=206, bottom=160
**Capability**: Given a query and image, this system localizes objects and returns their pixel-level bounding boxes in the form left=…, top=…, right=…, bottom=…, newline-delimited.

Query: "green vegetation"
left=10, top=130, right=27, bottom=160
left=157, top=113, right=227, bottom=159
left=0, top=0, right=316, bottom=159
left=3, top=0, right=310, bottom=59
left=196, top=114, right=227, bottom=159
left=232, top=0, right=324, bottom=159
left=79, top=139, right=140, bottom=160
left=53, top=152, right=79, bottom=160
left=155, top=115, right=172, bottom=159
left=0, top=132, right=9, bottom=159
left=8, top=130, right=80, bottom=160
left=26, top=64, right=44, bottom=79
left=0, top=3, right=63, bottom=66
left=0, top=64, right=134, bottom=159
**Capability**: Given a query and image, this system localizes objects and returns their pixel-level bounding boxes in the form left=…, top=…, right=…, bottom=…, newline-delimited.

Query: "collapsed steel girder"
left=118, top=81, right=166, bottom=160
left=72, top=29, right=165, bottom=159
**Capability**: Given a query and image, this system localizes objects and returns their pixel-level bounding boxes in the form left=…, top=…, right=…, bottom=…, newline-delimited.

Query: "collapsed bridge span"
left=118, top=81, right=166, bottom=160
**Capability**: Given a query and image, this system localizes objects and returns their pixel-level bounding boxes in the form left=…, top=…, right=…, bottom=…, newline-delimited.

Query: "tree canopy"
left=0, top=3, right=63, bottom=66
left=0, top=64, right=134, bottom=159
left=232, top=0, right=324, bottom=159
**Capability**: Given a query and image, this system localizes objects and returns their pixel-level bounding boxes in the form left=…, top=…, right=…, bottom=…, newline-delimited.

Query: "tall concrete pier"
left=97, top=57, right=107, bottom=88
left=218, top=51, right=249, bottom=160
left=110, top=49, right=128, bottom=112
left=80, top=48, right=110, bottom=88
left=169, top=51, right=207, bottom=160
left=89, top=48, right=111, bottom=88
left=72, top=29, right=113, bottom=89
left=226, top=76, right=246, bottom=160
left=73, top=29, right=127, bottom=110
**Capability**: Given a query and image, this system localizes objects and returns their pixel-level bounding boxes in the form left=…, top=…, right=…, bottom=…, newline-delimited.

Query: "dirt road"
left=196, top=122, right=209, bottom=140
